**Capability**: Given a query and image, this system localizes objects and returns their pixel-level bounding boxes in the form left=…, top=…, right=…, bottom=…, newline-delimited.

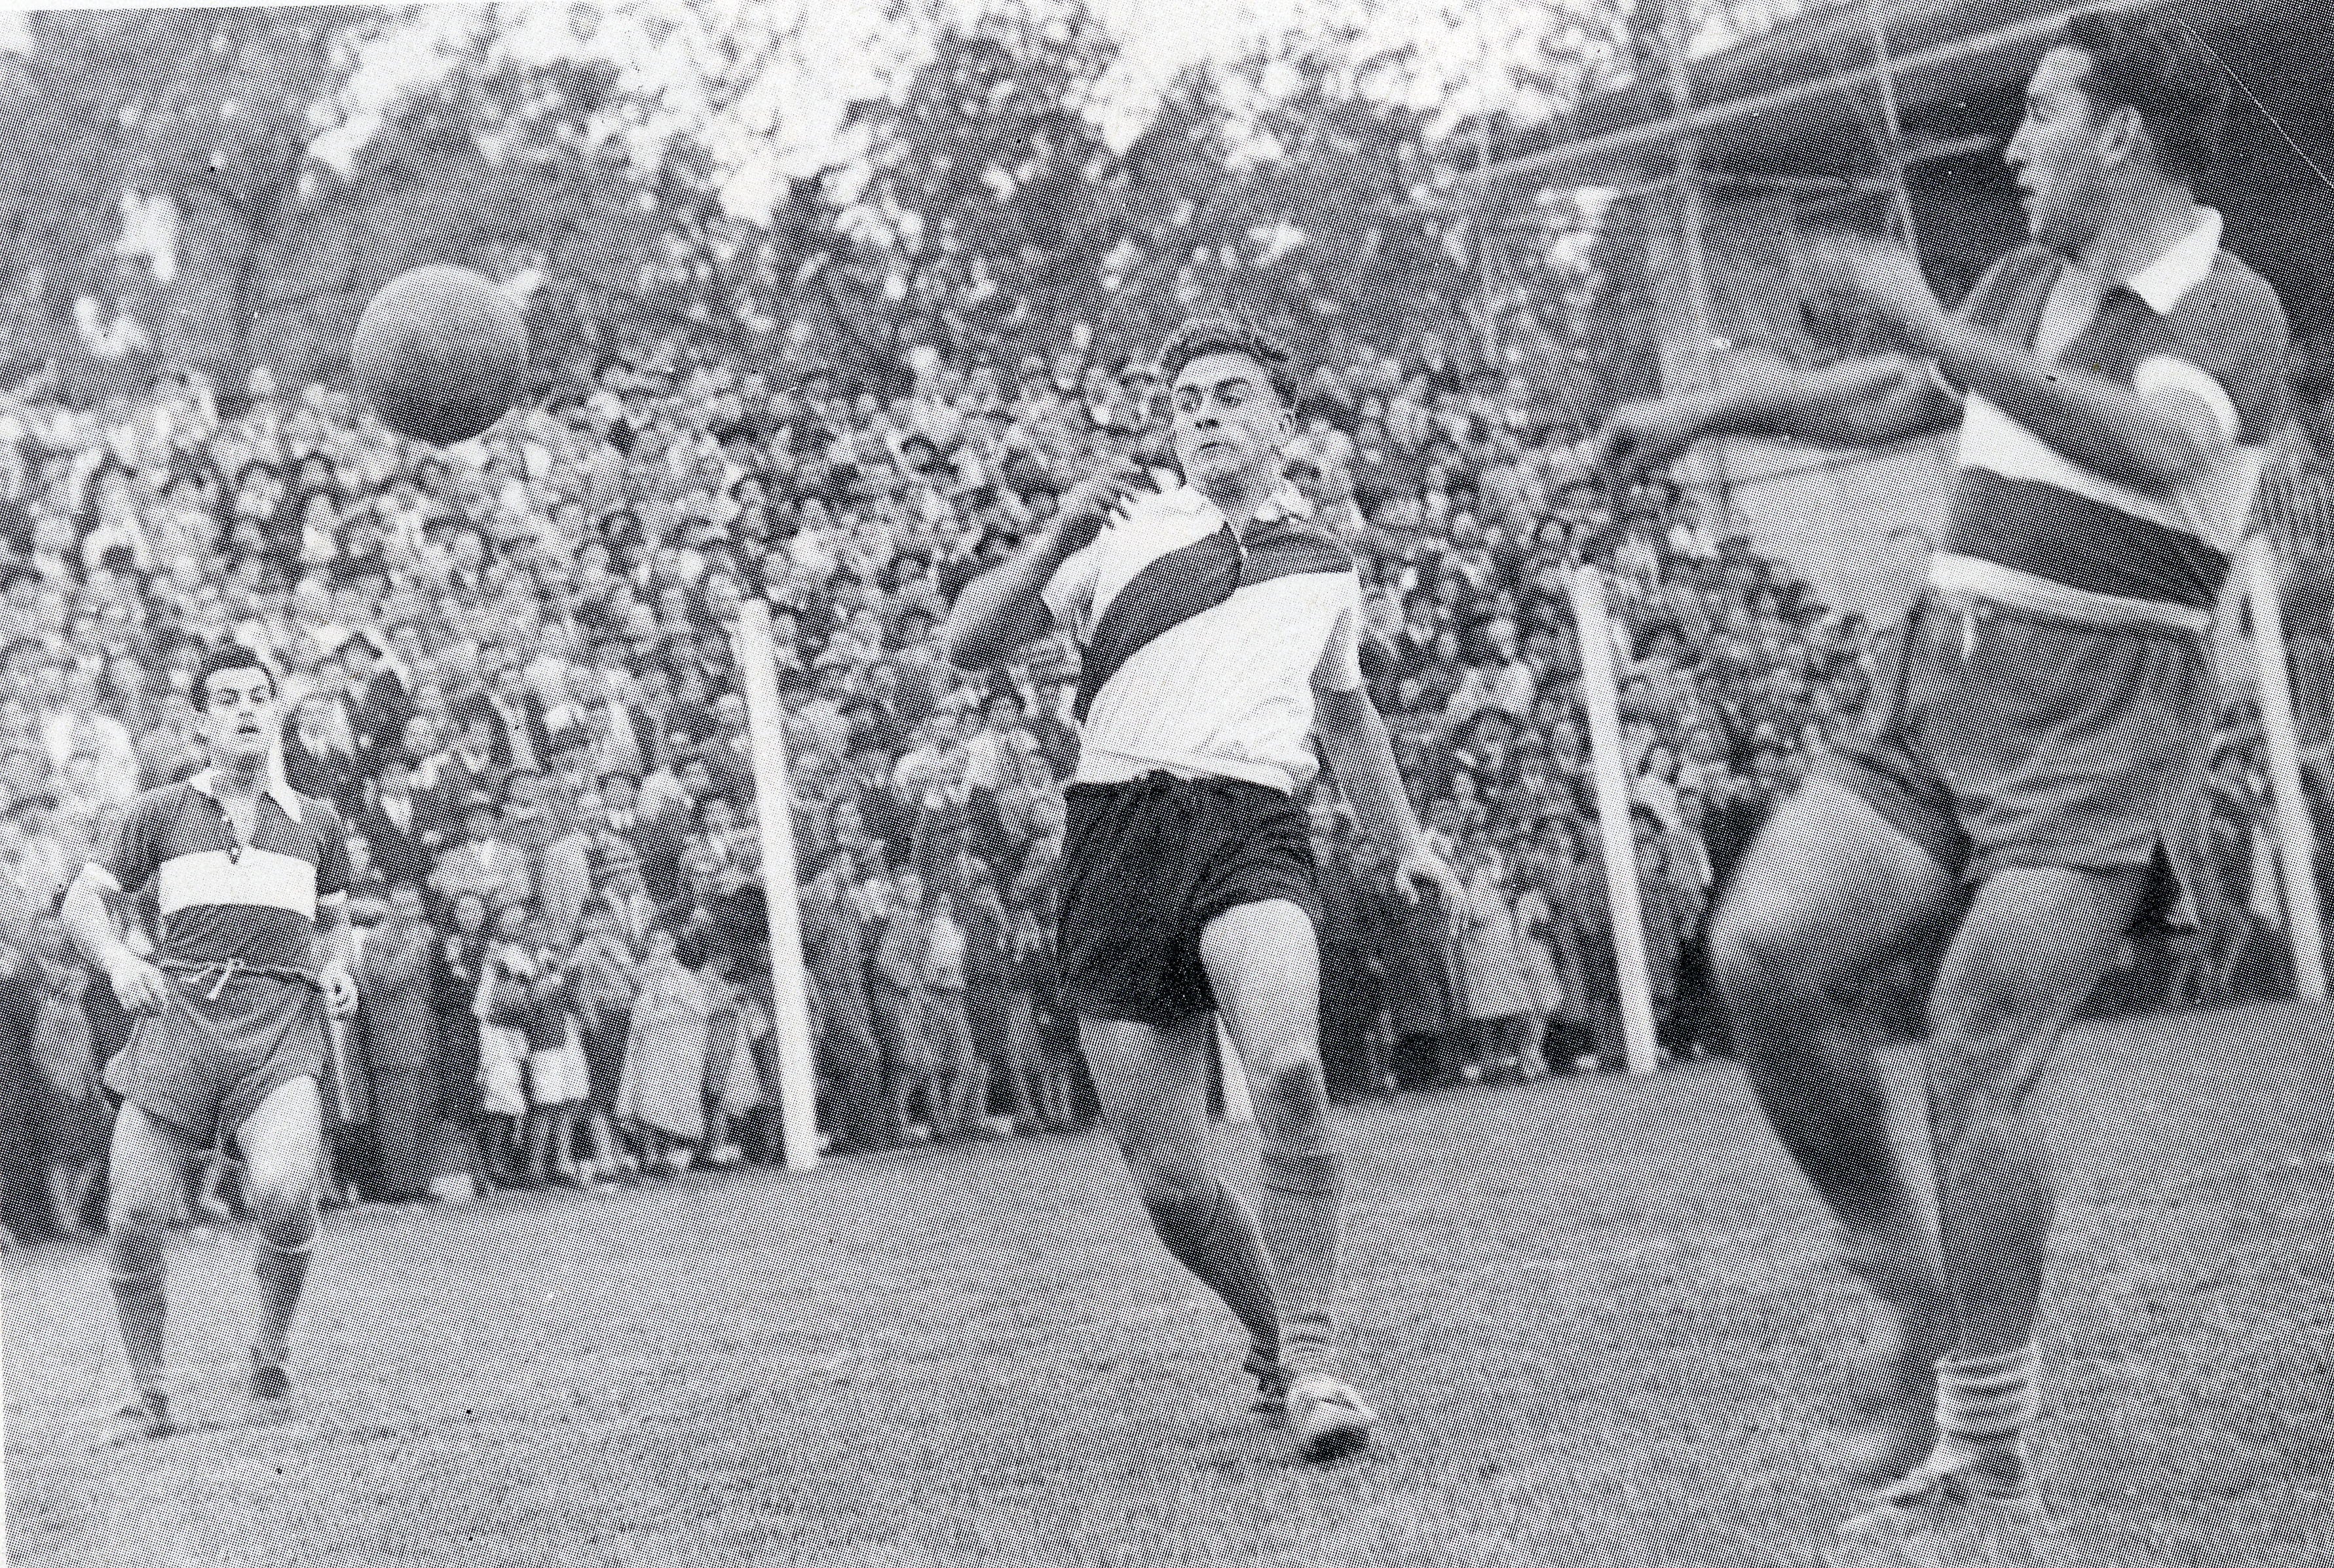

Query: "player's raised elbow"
left=60, top=863, right=114, bottom=914
left=2118, top=371, right=2236, bottom=498
left=1835, top=358, right=1961, bottom=447
left=57, top=866, right=119, bottom=956
left=945, top=595, right=1048, bottom=672
left=940, top=624, right=982, bottom=671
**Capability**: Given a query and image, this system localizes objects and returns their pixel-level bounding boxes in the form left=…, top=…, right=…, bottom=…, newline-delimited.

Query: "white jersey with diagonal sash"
left=1042, top=483, right=1364, bottom=794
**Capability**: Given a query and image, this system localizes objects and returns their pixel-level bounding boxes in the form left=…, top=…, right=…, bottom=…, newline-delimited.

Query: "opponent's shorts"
left=1820, top=590, right=2211, bottom=929
left=104, top=967, right=327, bottom=1148
left=1059, top=772, right=1319, bottom=1026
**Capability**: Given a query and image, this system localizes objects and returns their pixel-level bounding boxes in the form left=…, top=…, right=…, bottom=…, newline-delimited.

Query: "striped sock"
left=1932, top=1343, right=2039, bottom=1490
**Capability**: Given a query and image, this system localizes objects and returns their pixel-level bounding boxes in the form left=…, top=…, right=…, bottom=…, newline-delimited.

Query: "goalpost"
left=2244, top=533, right=2328, bottom=1001
left=1568, top=564, right=1663, bottom=1075
left=738, top=598, right=821, bottom=1171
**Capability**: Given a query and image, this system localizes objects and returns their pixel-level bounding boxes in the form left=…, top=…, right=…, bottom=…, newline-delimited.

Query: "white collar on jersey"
left=1152, top=481, right=1313, bottom=529
left=2121, top=206, right=2222, bottom=316
left=187, top=761, right=305, bottom=823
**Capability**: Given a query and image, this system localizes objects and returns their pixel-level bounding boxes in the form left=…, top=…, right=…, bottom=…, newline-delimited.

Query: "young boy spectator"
left=568, top=898, right=640, bottom=1184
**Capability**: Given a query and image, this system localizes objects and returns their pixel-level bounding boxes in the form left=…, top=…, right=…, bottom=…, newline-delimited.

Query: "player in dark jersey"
left=1598, top=11, right=2287, bottom=1540
left=62, top=644, right=356, bottom=1440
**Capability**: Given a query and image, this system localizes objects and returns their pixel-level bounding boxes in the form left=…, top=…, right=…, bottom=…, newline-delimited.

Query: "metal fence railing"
left=2255, top=464, right=2334, bottom=751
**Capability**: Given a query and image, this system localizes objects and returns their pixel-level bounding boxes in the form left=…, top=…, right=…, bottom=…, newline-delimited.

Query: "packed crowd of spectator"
left=0, top=335, right=2308, bottom=1246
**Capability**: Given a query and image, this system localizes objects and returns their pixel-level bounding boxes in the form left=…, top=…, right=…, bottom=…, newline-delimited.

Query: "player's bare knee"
left=1931, top=1103, right=2052, bottom=1197
left=1128, top=1147, right=1214, bottom=1214
left=1929, top=967, right=2065, bottom=1073
left=245, top=1178, right=319, bottom=1249
left=106, top=1201, right=170, bottom=1252
left=1252, top=1060, right=1332, bottom=1149
left=1930, top=1032, right=2056, bottom=1125
left=250, top=1200, right=317, bottom=1252
left=1710, top=903, right=1813, bottom=1008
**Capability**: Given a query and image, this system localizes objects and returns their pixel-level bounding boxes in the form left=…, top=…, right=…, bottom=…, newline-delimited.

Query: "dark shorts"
left=103, top=969, right=327, bottom=1149
left=1059, top=772, right=1319, bottom=1026
left=1820, top=591, right=2212, bottom=929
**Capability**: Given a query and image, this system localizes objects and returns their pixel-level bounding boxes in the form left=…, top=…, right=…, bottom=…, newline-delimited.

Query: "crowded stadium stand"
left=0, top=339, right=2317, bottom=1244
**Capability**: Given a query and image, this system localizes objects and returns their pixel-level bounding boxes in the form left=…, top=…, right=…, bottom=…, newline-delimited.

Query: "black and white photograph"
left=2, top=0, right=2330, bottom=1562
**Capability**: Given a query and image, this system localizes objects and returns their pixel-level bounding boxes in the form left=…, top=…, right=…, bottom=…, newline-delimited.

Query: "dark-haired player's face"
left=1171, top=351, right=1292, bottom=499
left=2007, top=46, right=2115, bottom=256
left=200, top=666, right=279, bottom=765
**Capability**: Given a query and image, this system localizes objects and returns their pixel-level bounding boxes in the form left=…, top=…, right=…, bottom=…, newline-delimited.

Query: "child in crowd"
left=516, top=906, right=590, bottom=1188
left=474, top=900, right=540, bottom=1186
left=698, top=944, right=765, bottom=1167
left=920, top=885, right=980, bottom=1142
left=432, top=889, right=493, bottom=1189
left=567, top=898, right=640, bottom=1184
left=1454, top=834, right=1535, bottom=1085
left=871, top=868, right=934, bottom=1141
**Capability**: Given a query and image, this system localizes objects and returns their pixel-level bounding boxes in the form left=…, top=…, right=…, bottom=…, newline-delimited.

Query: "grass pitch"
left=10, top=1001, right=2334, bottom=1567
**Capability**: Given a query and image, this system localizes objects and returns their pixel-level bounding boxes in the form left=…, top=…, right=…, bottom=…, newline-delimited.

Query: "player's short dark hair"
left=192, top=644, right=276, bottom=706
left=1158, top=318, right=1296, bottom=408
left=2058, top=10, right=2228, bottom=186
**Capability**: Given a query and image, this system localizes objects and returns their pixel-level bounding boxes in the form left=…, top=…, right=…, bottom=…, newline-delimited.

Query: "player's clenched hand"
left=1054, top=458, right=1148, bottom=552
left=1595, top=400, right=1703, bottom=479
left=1393, top=845, right=1464, bottom=934
left=319, top=962, right=360, bottom=1020
left=104, top=952, right=171, bottom=1017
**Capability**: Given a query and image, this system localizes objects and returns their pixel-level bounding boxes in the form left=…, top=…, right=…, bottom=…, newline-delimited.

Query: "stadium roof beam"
left=1465, top=0, right=2282, bottom=190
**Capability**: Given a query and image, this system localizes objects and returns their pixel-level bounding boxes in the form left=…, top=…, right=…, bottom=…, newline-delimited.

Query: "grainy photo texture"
left=3, top=2, right=2331, bottom=1565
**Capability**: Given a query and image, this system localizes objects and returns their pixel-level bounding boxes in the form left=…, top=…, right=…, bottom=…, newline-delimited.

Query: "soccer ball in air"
left=351, top=265, right=529, bottom=447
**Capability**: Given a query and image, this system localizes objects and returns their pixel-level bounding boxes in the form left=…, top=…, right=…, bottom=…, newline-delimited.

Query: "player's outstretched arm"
left=1927, top=317, right=2228, bottom=497
left=60, top=866, right=169, bottom=1016
left=1808, top=234, right=2233, bottom=496
left=1315, top=686, right=1461, bottom=914
left=944, top=458, right=1146, bottom=671
left=1598, top=354, right=1959, bottom=477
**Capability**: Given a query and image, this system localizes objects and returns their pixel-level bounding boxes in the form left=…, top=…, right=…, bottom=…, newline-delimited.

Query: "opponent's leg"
left=105, top=1102, right=197, bottom=1438
left=1707, top=776, right=1961, bottom=1474
left=1853, top=863, right=2147, bottom=1523
left=1080, top=1013, right=1282, bottom=1373
left=1714, top=779, right=1957, bottom=1242
left=236, top=1074, right=323, bottom=1402
left=1202, top=899, right=1373, bottom=1459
